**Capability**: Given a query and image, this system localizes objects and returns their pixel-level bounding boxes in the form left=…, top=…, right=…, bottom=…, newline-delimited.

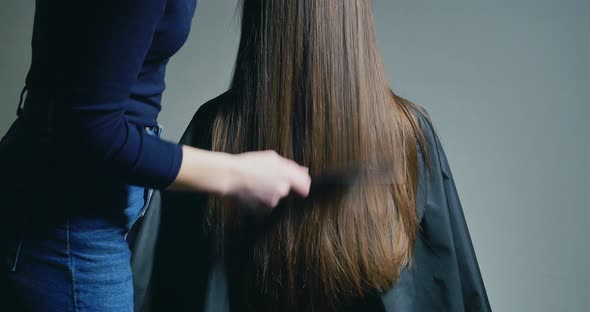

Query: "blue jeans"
left=0, top=116, right=163, bottom=312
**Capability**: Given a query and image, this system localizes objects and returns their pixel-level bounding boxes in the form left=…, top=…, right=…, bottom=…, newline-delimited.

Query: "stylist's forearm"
left=165, top=145, right=235, bottom=194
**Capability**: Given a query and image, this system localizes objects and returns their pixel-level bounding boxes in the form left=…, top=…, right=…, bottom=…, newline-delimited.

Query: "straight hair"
left=209, top=0, right=428, bottom=310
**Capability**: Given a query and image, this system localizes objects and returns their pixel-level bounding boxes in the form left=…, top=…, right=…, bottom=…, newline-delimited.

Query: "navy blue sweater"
left=25, top=0, right=197, bottom=189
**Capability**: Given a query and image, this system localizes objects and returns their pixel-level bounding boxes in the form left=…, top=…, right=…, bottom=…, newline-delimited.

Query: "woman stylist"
left=0, top=0, right=311, bottom=311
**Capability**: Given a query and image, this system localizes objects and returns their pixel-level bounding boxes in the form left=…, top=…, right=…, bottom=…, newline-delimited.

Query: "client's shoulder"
left=397, top=99, right=445, bottom=221
left=394, top=95, right=438, bottom=149
left=193, top=90, right=235, bottom=123
left=402, top=98, right=457, bottom=201
left=411, top=104, right=437, bottom=147
left=179, top=90, right=234, bottom=147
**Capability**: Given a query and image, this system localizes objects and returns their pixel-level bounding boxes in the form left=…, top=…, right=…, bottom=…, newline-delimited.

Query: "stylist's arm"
left=167, top=146, right=311, bottom=213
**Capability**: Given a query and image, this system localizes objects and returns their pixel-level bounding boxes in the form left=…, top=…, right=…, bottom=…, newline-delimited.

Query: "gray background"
left=1, top=0, right=588, bottom=311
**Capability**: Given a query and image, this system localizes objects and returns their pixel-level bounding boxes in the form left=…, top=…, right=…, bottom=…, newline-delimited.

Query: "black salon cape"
left=130, top=92, right=492, bottom=312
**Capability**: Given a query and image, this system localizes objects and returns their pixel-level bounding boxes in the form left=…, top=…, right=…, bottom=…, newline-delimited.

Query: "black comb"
left=307, top=164, right=396, bottom=199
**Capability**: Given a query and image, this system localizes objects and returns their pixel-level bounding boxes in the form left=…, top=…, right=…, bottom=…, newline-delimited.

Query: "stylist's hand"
left=225, top=150, right=311, bottom=214
left=169, top=146, right=311, bottom=215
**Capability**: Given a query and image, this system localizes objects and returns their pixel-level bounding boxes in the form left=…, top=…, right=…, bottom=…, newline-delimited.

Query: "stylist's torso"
left=0, top=1, right=198, bottom=311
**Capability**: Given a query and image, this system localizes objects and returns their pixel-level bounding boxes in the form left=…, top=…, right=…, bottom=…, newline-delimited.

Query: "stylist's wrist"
left=214, top=153, right=241, bottom=197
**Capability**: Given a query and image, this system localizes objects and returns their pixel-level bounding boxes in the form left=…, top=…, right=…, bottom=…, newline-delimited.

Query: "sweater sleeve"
left=41, top=0, right=183, bottom=189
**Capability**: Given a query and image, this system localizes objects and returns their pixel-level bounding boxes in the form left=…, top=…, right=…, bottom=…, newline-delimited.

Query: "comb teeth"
left=311, top=165, right=394, bottom=185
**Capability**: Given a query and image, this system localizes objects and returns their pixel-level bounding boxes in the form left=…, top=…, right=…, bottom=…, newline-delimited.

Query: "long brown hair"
left=209, top=0, right=428, bottom=310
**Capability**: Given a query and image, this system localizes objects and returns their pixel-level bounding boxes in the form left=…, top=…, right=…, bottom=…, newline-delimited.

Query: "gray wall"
left=1, top=1, right=588, bottom=311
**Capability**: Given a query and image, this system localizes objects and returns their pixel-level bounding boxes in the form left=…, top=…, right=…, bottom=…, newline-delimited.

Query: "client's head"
left=209, top=0, right=427, bottom=310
